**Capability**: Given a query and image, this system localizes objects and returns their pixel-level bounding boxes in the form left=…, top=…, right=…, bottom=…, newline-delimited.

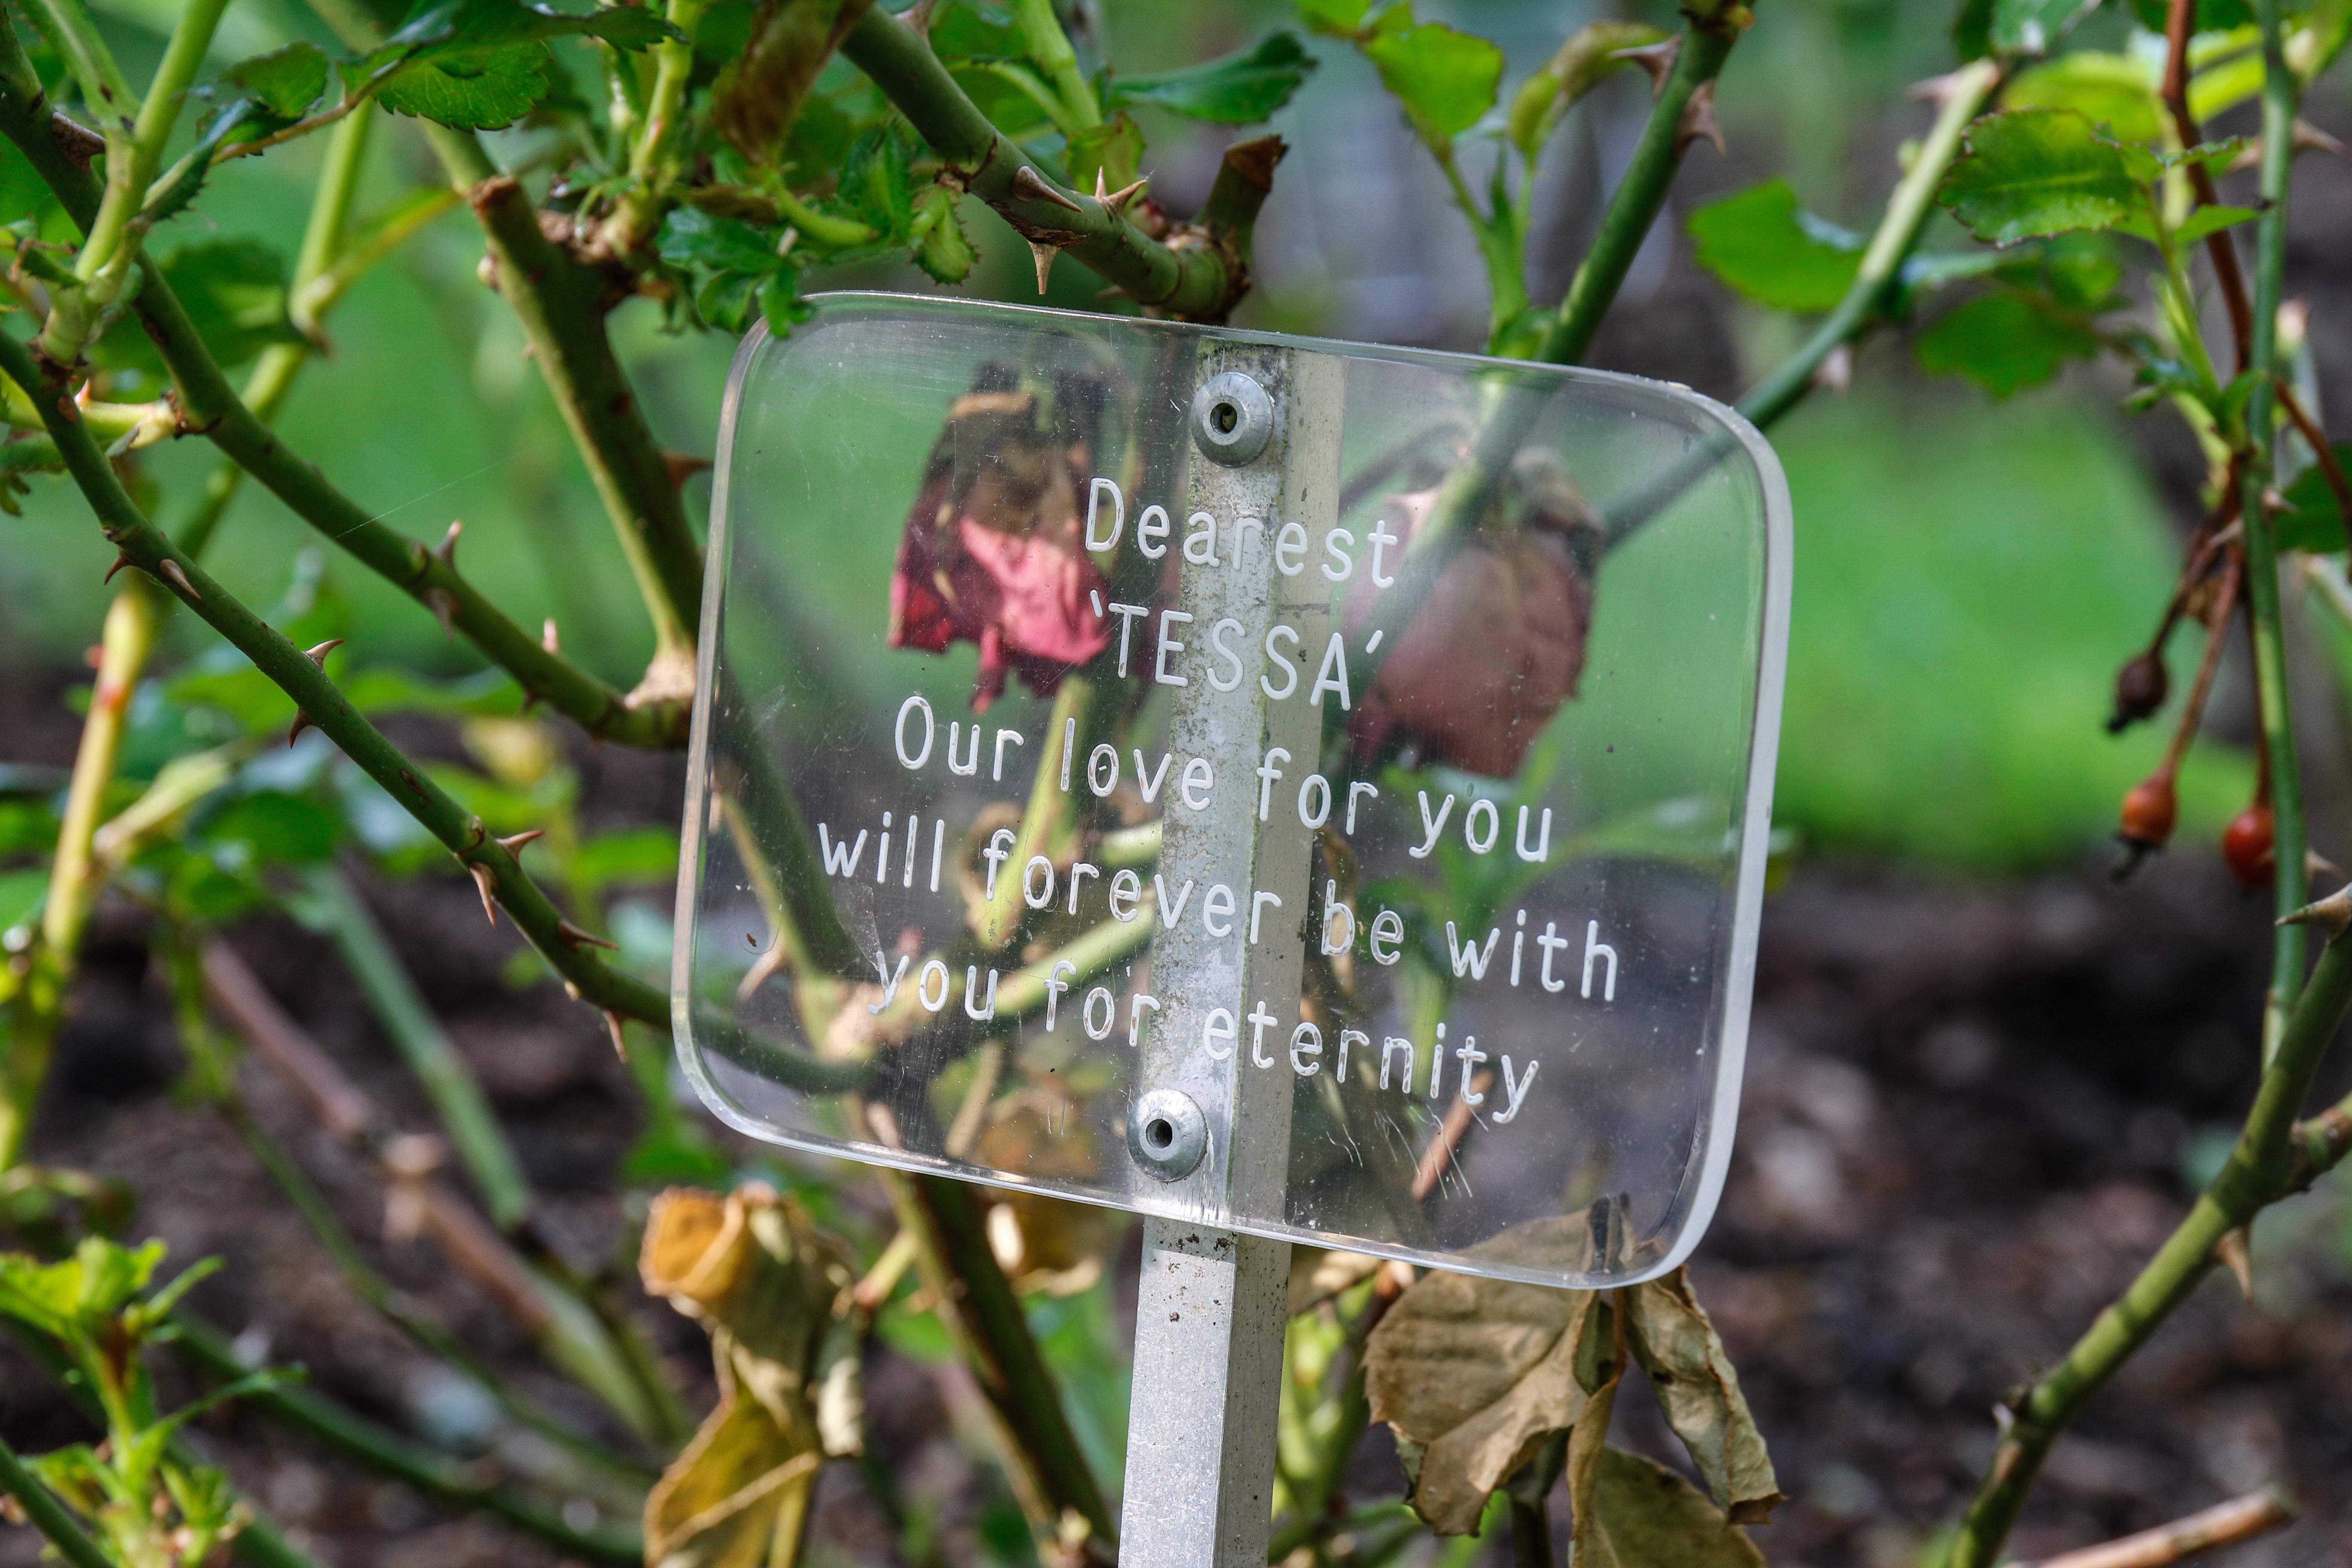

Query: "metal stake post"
left=1119, top=345, right=1344, bottom=1566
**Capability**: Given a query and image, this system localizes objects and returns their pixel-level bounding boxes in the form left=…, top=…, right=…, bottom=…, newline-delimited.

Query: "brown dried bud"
left=2105, top=651, right=2169, bottom=733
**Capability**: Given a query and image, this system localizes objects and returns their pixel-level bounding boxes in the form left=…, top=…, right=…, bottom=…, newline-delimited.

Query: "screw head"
left=1127, top=1088, right=1208, bottom=1181
left=1190, top=371, right=1275, bottom=467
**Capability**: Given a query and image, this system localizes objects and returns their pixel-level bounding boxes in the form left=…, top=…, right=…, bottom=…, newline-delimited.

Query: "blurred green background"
left=0, top=0, right=2254, bottom=870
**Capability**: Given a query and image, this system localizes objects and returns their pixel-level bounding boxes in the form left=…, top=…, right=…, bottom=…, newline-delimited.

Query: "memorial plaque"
left=674, top=293, right=1790, bottom=1289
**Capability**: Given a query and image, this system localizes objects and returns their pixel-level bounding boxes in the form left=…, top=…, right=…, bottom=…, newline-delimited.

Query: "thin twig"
left=840, top=5, right=1276, bottom=320
left=1410, top=1072, right=1495, bottom=1201
left=2020, top=1488, right=2294, bottom=1568
left=2236, top=0, right=2313, bottom=1049
left=1945, top=898, right=2352, bottom=1563
left=1737, top=60, right=2004, bottom=429
left=2163, top=0, right=2256, bottom=367
left=1539, top=0, right=1754, bottom=367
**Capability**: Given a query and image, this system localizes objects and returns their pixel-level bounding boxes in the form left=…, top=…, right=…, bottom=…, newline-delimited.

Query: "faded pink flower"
left=888, top=384, right=1111, bottom=711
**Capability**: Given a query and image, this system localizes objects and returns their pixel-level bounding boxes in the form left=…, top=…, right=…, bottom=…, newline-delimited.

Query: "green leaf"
left=1065, top=112, right=1144, bottom=198
left=1108, top=31, right=1316, bottom=124
left=1574, top=1449, right=1768, bottom=1568
left=95, top=239, right=301, bottom=373
left=2174, top=203, right=2255, bottom=245
left=220, top=41, right=329, bottom=118
left=574, top=826, right=683, bottom=894
left=1363, top=21, right=1503, bottom=149
left=1916, top=290, right=2103, bottom=396
left=1941, top=108, right=2159, bottom=245
left=0, top=867, right=45, bottom=934
left=361, top=0, right=678, bottom=127
left=1506, top=20, right=1667, bottom=159
left=659, top=206, right=784, bottom=274
left=834, top=125, right=914, bottom=239
left=2276, top=442, right=2352, bottom=552
left=1955, top=0, right=1996, bottom=61
left=758, top=270, right=812, bottom=336
left=909, top=182, right=975, bottom=285
left=0, top=799, right=58, bottom=860
left=1295, top=0, right=1375, bottom=38
left=1688, top=180, right=1863, bottom=313
left=2129, top=0, right=2252, bottom=31
left=339, top=665, right=519, bottom=718
left=376, top=41, right=551, bottom=129
left=925, top=0, right=1022, bottom=59
left=1989, top=0, right=2101, bottom=56
left=378, top=0, right=680, bottom=58
left=710, top=0, right=869, bottom=160
left=696, top=270, right=760, bottom=334
left=0, top=133, right=59, bottom=230
left=199, top=792, right=343, bottom=865
left=2006, top=52, right=2165, bottom=144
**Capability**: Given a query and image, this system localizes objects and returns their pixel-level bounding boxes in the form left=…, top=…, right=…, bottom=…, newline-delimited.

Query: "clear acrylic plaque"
left=674, top=293, right=1790, bottom=1289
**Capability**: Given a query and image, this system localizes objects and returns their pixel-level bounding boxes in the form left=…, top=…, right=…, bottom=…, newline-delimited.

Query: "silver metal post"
left=1118, top=346, right=1344, bottom=1565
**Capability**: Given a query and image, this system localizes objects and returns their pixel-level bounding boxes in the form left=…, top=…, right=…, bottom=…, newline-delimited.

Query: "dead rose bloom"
left=1347, top=452, right=1600, bottom=780
left=887, top=369, right=1111, bottom=711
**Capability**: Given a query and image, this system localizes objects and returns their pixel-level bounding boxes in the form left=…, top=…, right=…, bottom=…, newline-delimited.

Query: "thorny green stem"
left=1737, top=60, right=2003, bottom=429
left=896, top=1171, right=1117, bottom=1552
left=1536, top=12, right=1743, bottom=368
left=2239, top=0, right=2309, bottom=1059
left=6, top=107, right=417, bottom=1173
left=423, top=125, right=705, bottom=690
left=1945, top=911, right=2352, bottom=1566
left=0, top=1433, right=113, bottom=1568
left=0, top=325, right=862, bottom=1096
left=1009, top=0, right=1101, bottom=131
left=0, top=51, right=690, bottom=751
left=841, top=5, right=1277, bottom=320
left=171, top=1313, right=644, bottom=1562
left=12, top=0, right=129, bottom=134
left=302, top=2, right=710, bottom=691
left=35, top=0, right=230, bottom=365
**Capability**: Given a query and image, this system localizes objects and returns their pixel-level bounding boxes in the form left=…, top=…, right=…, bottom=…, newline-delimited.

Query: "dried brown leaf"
left=1363, top=1216, right=1605, bottom=1533
left=1563, top=1301, right=1626, bottom=1564
left=1575, top=1447, right=1769, bottom=1568
left=1623, top=1266, right=1785, bottom=1523
left=642, top=1185, right=863, bottom=1568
